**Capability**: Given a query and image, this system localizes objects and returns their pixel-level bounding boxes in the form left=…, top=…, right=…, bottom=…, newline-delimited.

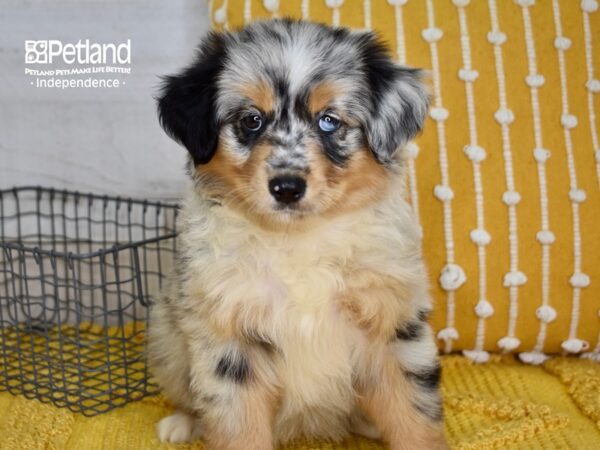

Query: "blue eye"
left=318, top=115, right=341, bottom=133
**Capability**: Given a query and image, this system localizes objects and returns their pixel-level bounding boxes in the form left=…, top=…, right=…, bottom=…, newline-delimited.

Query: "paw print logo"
left=25, top=40, right=48, bottom=64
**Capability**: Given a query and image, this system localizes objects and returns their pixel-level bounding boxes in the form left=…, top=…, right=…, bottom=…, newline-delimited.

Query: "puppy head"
left=158, top=19, right=429, bottom=228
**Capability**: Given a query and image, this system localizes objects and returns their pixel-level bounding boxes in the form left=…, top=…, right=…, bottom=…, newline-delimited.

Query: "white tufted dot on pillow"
left=503, top=270, right=527, bottom=287
left=470, top=229, right=491, bottom=246
left=437, top=327, right=459, bottom=341
left=498, top=336, right=521, bottom=351
left=536, top=230, right=556, bottom=245
left=525, top=74, right=545, bottom=88
left=439, top=264, right=467, bottom=291
left=569, top=189, right=587, bottom=203
left=494, top=108, right=514, bottom=124
left=464, top=145, right=486, bottom=162
left=554, top=36, right=572, bottom=50
left=263, top=0, right=279, bottom=12
left=429, top=107, right=449, bottom=121
left=458, top=68, right=479, bottom=82
left=570, top=273, right=591, bottom=288
left=434, top=184, right=454, bottom=202
left=502, top=191, right=521, bottom=206
left=533, top=147, right=551, bottom=163
left=536, top=305, right=557, bottom=323
left=325, top=0, right=344, bottom=8
left=561, top=114, right=578, bottom=129
left=561, top=338, right=589, bottom=353
left=422, top=27, right=443, bottom=43
left=587, top=79, right=600, bottom=92
left=405, top=142, right=420, bottom=159
left=214, top=7, right=227, bottom=24
left=515, top=0, right=535, bottom=7
left=463, top=349, right=490, bottom=363
left=581, top=0, right=599, bottom=13
left=475, top=300, right=494, bottom=319
left=519, top=351, right=550, bottom=365
left=487, top=31, right=507, bottom=45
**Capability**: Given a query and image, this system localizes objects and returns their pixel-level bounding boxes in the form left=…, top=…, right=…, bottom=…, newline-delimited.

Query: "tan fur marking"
left=238, top=80, right=275, bottom=113
left=313, top=146, right=391, bottom=219
left=338, top=270, right=412, bottom=340
left=357, top=350, right=448, bottom=450
left=197, top=145, right=243, bottom=201
left=202, top=382, right=279, bottom=450
left=198, top=140, right=271, bottom=214
left=307, top=81, right=346, bottom=115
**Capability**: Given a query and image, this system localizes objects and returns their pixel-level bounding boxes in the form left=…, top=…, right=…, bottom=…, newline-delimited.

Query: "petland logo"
left=24, top=39, right=131, bottom=89
left=25, top=39, right=131, bottom=65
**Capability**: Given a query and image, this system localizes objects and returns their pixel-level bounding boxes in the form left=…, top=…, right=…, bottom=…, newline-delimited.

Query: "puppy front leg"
left=191, top=342, right=280, bottom=450
left=356, top=326, right=448, bottom=450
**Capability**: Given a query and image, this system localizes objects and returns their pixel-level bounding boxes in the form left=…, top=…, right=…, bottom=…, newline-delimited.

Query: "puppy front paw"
left=157, top=411, right=200, bottom=443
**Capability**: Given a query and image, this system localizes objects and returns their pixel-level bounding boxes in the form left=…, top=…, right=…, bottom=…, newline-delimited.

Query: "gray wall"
left=0, top=0, right=210, bottom=199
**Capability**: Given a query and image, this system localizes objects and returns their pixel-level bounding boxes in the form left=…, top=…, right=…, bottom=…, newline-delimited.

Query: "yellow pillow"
left=207, top=0, right=600, bottom=362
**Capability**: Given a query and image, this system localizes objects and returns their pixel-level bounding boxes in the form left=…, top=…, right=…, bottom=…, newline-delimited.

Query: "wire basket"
left=0, top=186, right=178, bottom=416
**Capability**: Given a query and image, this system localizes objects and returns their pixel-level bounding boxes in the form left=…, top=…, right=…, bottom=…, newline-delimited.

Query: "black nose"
left=268, top=176, right=306, bottom=205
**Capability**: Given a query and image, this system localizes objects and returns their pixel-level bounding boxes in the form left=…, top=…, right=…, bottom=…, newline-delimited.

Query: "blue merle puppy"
left=148, top=19, right=447, bottom=450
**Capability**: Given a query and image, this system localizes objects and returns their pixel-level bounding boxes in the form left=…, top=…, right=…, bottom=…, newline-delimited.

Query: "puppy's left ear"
left=357, top=33, right=430, bottom=164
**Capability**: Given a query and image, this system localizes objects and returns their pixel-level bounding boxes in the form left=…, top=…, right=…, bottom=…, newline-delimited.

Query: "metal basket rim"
left=0, top=186, right=180, bottom=210
left=0, top=185, right=179, bottom=260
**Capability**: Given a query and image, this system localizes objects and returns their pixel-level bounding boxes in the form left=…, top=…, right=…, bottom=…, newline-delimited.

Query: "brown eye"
left=241, top=114, right=263, bottom=132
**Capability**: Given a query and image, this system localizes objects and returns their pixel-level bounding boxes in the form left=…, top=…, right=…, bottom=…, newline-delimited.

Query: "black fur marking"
left=395, top=321, right=423, bottom=341
left=263, top=26, right=286, bottom=45
left=233, top=113, right=269, bottom=148
left=157, top=32, right=227, bottom=165
left=330, top=26, right=352, bottom=46
left=293, top=97, right=311, bottom=123
left=269, top=161, right=308, bottom=172
left=174, top=252, right=192, bottom=279
left=293, top=69, right=328, bottom=121
left=279, top=108, right=291, bottom=133
left=215, top=352, right=251, bottom=384
left=271, top=73, right=288, bottom=99
left=407, top=363, right=442, bottom=391
left=293, top=86, right=313, bottom=123
left=417, top=309, right=431, bottom=322
left=274, top=76, right=292, bottom=133
left=414, top=400, right=443, bottom=422
left=320, top=133, right=350, bottom=166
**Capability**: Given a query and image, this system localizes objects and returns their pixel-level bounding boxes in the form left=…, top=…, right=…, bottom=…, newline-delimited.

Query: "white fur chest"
left=178, top=191, right=423, bottom=438
left=180, top=198, right=369, bottom=428
left=236, top=234, right=362, bottom=437
left=181, top=193, right=361, bottom=317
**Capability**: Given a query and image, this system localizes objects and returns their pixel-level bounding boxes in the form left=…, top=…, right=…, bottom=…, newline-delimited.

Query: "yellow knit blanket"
left=1, top=354, right=599, bottom=450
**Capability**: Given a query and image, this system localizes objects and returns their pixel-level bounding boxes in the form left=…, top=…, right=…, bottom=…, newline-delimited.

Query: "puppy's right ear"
left=157, top=32, right=227, bottom=165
